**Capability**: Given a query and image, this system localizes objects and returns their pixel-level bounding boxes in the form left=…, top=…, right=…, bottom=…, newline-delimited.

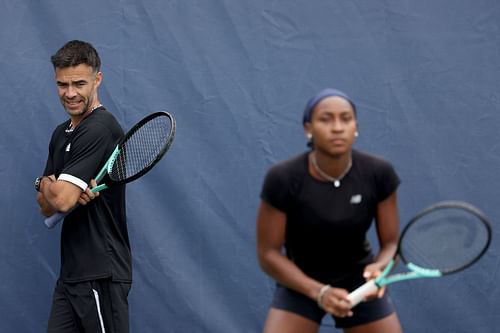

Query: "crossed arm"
left=36, top=175, right=99, bottom=217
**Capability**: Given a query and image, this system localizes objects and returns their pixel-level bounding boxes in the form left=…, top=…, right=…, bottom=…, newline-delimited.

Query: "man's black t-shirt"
left=44, top=107, right=131, bottom=283
left=260, top=149, right=400, bottom=282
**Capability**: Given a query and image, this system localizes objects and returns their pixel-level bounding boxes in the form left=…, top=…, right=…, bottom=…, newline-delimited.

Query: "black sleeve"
left=43, top=125, right=65, bottom=177
left=43, top=135, right=55, bottom=177
left=260, top=162, right=292, bottom=213
left=375, top=159, right=400, bottom=202
left=61, top=122, right=115, bottom=184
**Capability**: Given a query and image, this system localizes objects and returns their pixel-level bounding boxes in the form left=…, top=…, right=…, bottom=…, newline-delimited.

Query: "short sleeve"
left=61, top=123, right=115, bottom=188
left=375, top=159, right=400, bottom=202
left=43, top=132, right=56, bottom=177
left=260, top=163, right=291, bottom=213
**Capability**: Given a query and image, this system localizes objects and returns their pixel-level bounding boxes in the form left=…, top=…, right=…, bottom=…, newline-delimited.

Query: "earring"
left=307, top=133, right=312, bottom=140
left=354, top=131, right=359, bottom=137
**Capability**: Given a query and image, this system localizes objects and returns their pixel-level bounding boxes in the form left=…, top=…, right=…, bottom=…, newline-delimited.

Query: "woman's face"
left=304, top=96, right=357, bottom=157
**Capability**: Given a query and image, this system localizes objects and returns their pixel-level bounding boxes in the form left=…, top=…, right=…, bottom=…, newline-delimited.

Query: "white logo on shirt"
left=65, top=143, right=71, bottom=152
left=350, top=194, right=362, bottom=204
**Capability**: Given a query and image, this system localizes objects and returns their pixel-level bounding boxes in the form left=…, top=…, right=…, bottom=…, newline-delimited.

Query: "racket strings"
left=111, top=115, right=173, bottom=181
left=400, top=208, right=490, bottom=273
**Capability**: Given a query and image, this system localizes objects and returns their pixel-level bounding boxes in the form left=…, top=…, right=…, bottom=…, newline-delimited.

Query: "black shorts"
left=47, top=278, right=131, bottom=333
left=271, top=279, right=396, bottom=328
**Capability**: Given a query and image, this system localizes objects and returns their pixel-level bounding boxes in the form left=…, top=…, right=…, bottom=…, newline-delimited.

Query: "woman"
left=256, top=88, right=403, bottom=333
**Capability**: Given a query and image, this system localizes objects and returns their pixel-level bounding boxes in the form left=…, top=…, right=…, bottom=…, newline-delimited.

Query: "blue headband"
left=302, top=88, right=357, bottom=124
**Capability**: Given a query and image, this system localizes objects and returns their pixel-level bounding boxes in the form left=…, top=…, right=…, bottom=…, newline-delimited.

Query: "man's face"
left=55, top=64, right=101, bottom=118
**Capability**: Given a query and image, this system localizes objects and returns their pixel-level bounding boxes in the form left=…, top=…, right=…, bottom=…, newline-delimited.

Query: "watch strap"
left=34, top=176, right=43, bottom=192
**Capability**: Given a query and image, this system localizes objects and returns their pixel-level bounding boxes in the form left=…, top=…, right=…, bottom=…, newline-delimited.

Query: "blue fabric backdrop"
left=1, top=1, right=499, bottom=332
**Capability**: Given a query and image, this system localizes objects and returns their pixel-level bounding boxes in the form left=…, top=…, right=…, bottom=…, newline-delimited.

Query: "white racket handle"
left=44, top=212, right=67, bottom=228
left=347, top=279, right=379, bottom=308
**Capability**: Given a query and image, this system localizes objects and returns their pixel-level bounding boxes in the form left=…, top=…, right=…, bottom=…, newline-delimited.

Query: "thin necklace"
left=310, top=153, right=352, bottom=188
left=66, top=104, right=103, bottom=133
left=91, top=103, right=103, bottom=112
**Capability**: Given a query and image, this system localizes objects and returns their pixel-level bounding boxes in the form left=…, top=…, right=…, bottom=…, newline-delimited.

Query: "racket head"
left=108, top=111, right=176, bottom=183
left=398, top=201, right=491, bottom=275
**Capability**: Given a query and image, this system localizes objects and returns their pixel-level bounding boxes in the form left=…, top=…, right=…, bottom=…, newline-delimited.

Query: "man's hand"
left=78, top=179, right=100, bottom=205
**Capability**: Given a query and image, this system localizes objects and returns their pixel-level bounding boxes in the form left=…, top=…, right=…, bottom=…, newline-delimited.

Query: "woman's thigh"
left=262, top=308, right=320, bottom=333
left=343, top=312, right=402, bottom=333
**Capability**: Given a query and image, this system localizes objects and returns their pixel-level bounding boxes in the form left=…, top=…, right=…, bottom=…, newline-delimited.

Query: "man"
left=36, top=40, right=132, bottom=333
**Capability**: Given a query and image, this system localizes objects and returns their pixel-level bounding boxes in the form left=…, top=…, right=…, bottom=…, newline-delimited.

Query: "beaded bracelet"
left=316, top=284, right=331, bottom=308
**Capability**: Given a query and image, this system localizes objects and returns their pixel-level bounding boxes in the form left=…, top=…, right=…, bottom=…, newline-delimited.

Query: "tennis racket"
left=347, top=201, right=491, bottom=308
left=44, top=111, right=176, bottom=228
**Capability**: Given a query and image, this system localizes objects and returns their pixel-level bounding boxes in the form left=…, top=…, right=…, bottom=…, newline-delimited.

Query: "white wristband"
left=316, top=284, right=331, bottom=308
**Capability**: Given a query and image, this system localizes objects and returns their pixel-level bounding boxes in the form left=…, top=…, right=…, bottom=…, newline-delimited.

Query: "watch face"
left=35, top=177, right=42, bottom=191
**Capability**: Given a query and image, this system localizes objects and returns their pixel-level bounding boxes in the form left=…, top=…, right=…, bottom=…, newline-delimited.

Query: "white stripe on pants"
left=92, top=289, right=106, bottom=333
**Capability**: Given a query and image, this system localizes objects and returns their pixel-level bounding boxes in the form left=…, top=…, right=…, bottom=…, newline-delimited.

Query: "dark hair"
left=303, top=88, right=357, bottom=124
left=50, top=40, right=101, bottom=72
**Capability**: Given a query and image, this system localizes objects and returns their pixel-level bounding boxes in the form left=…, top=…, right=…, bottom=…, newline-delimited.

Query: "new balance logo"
left=350, top=194, right=362, bottom=204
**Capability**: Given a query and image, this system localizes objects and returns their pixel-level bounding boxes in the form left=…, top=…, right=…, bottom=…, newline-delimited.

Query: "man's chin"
left=64, top=105, right=87, bottom=116
left=65, top=109, right=85, bottom=117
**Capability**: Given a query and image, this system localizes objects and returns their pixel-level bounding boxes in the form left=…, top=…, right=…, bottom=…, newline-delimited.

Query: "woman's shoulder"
left=353, top=149, right=394, bottom=169
left=352, top=149, right=400, bottom=198
left=263, top=152, right=309, bottom=187
left=261, top=152, right=309, bottom=200
left=267, top=151, right=308, bottom=175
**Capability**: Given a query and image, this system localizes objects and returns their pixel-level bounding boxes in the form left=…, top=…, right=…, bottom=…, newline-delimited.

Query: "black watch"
left=34, top=176, right=43, bottom=192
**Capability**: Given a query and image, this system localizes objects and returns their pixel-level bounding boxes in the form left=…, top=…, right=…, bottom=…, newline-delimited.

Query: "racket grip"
left=347, top=279, right=379, bottom=308
left=43, top=185, right=104, bottom=229
left=44, top=212, right=67, bottom=229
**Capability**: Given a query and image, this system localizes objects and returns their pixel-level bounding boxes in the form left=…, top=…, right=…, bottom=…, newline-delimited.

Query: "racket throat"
left=92, top=184, right=108, bottom=192
left=379, top=264, right=442, bottom=286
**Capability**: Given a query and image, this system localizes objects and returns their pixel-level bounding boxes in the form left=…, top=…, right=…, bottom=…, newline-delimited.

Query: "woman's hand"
left=361, top=262, right=386, bottom=300
left=317, top=285, right=353, bottom=318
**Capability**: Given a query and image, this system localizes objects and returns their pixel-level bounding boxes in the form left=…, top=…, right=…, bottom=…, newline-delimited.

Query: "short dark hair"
left=50, top=40, right=101, bottom=72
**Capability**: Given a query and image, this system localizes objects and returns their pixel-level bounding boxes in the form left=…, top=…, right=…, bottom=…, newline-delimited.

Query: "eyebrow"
left=56, top=79, right=88, bottom=85
left=317, top=109, right=354, bottom=115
